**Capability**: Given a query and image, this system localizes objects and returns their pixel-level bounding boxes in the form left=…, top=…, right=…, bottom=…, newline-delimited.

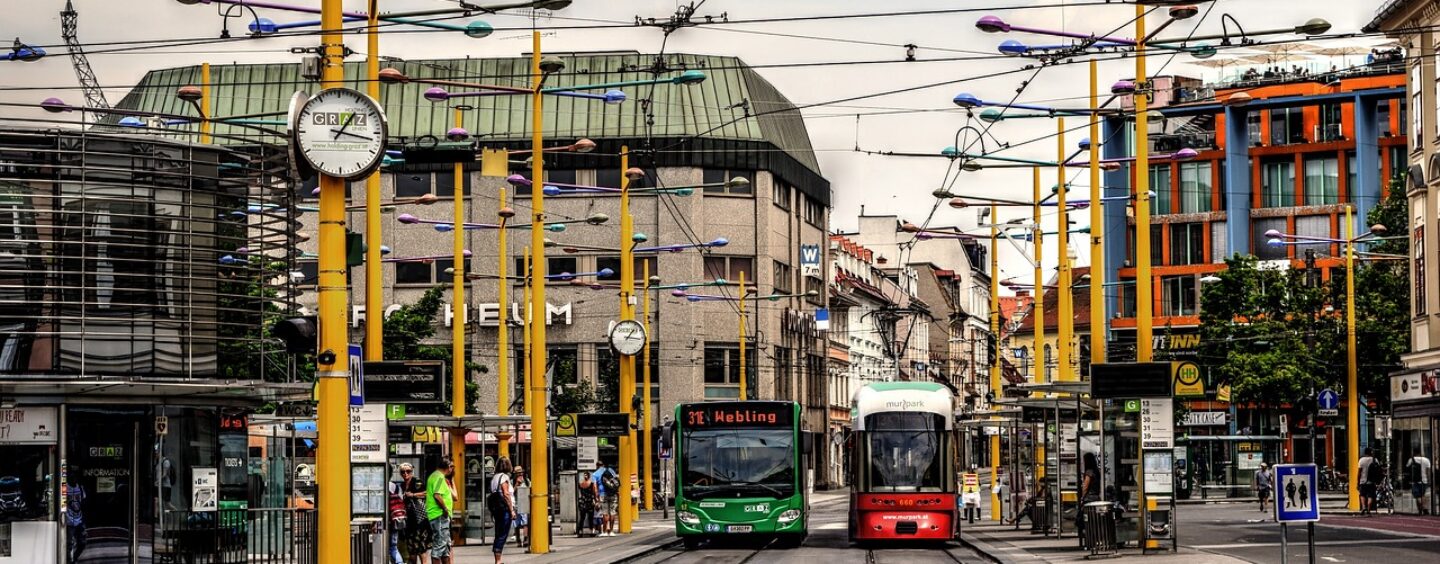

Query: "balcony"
left=1153, top=133, right=1217, bottom=153
left=1314, top=123, right=1345, bottom=143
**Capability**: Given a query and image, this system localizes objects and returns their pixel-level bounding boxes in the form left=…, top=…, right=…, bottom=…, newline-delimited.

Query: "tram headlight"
left=677, top=511, right=701, bottom=525
left=777, top=509, right=801, bottom=523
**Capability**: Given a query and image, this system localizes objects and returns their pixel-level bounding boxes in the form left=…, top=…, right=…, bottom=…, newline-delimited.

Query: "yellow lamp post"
left=1134, top=4, right=1155, bottom=364
left=1055, top=118, right=1073, bottom=383
left=315, top=2, right=349, bottom=563
left=1088, top=60, right=1105, bottom=366
left=526, top=31, right=552, bottom=553
left=450, top=108, right=468, bottom=519
left=363, top=1, right=383, bottom=363
left=739, top=270, right=749, bottom=400
left=1345, top=206, right=1360, bottom=511
left=988, top=205, right=1002, bottom=521
left=643, top=261, right=655, bottom=511
left=618, top=149, right=637, bottom=534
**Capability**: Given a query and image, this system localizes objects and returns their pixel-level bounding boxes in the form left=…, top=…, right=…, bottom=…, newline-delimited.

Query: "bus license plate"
left=727, top=525, right=752, bottom=533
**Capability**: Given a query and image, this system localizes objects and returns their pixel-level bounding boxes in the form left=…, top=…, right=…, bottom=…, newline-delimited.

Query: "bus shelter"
left=998, top=383, right=1101, bottom=539
left=388, top=414, right=536, bottom=543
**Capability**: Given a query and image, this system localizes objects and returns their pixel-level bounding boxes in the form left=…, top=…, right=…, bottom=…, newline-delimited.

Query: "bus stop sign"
left=1273, top=464, right=1320, bottom=523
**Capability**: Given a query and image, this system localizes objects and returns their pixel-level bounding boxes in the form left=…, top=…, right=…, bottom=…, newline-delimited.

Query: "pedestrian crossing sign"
left=1273, top=463, right=1320, bottom=523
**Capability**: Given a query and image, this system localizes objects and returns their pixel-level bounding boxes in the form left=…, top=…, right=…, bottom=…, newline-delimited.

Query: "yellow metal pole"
left=1089, top=60, right=1106, bottom=366
left=523, top=247, right=532, bottom=416
left=739, top=270, right=748, bottom=400
left=618, top=148, right=636, bottom=534
left=642, top=260, right=654, bottom=511
left=1345, top=205, right=1361, bottom=511
left=1032, top=167, right=1045, bottom=481
left=199, top=62, right=211, bottom=144
left=989, top=204, right=1001, bottom=521
left=527, top=31, right=552, bottom=554
left=1032, top=168, right=1045, bottom=384
left=363, top=1, right=382, bottom=362
left=315, top=1, right=350, bottom=562
left=1056, top=118, right=1073, bottom=383
left=497, top=185, right=511, bottom=458
left=1134, top=4, right=1155, bottom=363
left=450, top=108, right=468, bottom=521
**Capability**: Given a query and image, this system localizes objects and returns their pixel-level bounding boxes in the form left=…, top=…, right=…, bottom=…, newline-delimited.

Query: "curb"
left=959, top=531, right=1023, bottom=564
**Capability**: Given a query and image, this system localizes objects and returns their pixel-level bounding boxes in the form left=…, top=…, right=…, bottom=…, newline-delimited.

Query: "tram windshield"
left=863, top=412, right=947, bottom=492
left=681, top=428, right=795, bottom=500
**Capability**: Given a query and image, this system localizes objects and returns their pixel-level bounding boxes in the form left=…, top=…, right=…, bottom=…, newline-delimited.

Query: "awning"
left=1177, top=435, right=1283, bottom=441
left=0, top=378, right=311, bottom=406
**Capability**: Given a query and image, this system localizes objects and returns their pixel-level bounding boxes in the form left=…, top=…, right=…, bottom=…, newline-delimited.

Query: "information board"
left=1140, top=398, right=1175, bottom=449
left=577, top=437, right=599, bottom=470
left=349, top=404, right=387, bottom=464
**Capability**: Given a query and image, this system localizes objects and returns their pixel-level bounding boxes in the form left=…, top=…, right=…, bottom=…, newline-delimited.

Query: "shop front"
left=1391, top=369, right=1440, bottom=513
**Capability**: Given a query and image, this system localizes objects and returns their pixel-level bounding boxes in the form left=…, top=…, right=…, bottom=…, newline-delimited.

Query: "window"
left=1178, top=162, right=1212, bottom=213
left=1294, top=215, right=1332, bottom=256
left=1318, top=103, right=1343, bottom=142
left=1379, top=101, right=1392, bottom=137
left=596, top=344, right=660, bottom=404
left=1126, top=225, right=1163, bottom=266
left=802, top=197, right=825, bottom=227
left=703, top=256, right=755, bottom=283
left=1253, top=217, right=1287, bottom=260
left=805, top=276, right=824, bottom=305
left=1212, top=223, right=1228, bottom=263
left=1347, top=150, right=1357, bottom=197
left=511, top=168, right=576, bottom=196
left=1270, top=108, right=1304, bottom=145
left=1161, top=275, right=1197, bottom=316
left=512, top=256, right=577, bottom=282
left=394, top=172, right=431, bottom=198
left=1434, top=52, right=1440, bottom=138
left=597, top=168, right=651, bottom=189
left=1150, top=164, right=1172, bottom=215
left=703, top=344, right=753, bottom=399
left=550, top=347, right=579, bottom=387
left=1389, top=146, right=1406, bottom=182
left=1169, top=223, right=1206, bottom=265
left=596, top=257, right=658, bottom=281
left=297, top=261, right=319, bottom=286
left=1416, top=226, right=1426, bottom=316
left=773, top=181, right=792, bottom=210
left=396, top=257, right=470, bottom=285
left=1247, top=112, right=1263, bottom=146
left=772, top=260, right=793, bottom=293
left=432, top=170, right=472, bottom=197
left=1412, top=63, right=1424, bottom=141
left=1261, top=159, right=1296, bottom=207
left=702, top=168, right=755, bottom=195
left=1304, top=156, right=1340, bottom=205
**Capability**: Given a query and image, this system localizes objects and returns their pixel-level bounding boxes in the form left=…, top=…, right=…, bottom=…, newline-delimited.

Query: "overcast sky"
left=0, top=0, right=1391, bottom=286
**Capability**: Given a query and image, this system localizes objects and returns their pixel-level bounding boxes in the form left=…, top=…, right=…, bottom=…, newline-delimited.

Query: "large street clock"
left=291, top=88, right=388, bottom=180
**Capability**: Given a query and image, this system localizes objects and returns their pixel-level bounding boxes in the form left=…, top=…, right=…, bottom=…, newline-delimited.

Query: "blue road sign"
left=1317, top=389, right=1339, bottom=411
left=348, top=344, right=364, bottom=406
left=1273, top=463, right=1320, bottom=523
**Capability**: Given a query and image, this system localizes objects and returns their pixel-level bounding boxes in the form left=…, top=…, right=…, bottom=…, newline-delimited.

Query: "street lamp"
left=3, top=39, right=45, bottom=62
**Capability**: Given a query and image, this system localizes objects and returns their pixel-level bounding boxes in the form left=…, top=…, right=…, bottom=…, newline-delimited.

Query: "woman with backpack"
left=399, top=463, right=432, bottom=564
left=488, top=457, right=518, bottom=564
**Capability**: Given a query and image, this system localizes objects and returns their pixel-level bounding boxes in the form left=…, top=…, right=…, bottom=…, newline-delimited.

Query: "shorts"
left=1412, top=482, right=1428, bottom=499
left=1258, top=489, right=1270, bottom=501
left=603, top=495, right=618, bottom=515
left=429, top=517, right=451, bottom=559
left=1360, top=483, right=1378, bottom=498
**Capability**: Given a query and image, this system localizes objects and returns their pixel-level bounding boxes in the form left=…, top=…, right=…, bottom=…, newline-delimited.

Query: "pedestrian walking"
left=425, top=459, right=456, bottom=564
left=488, top=457, right=517, bottom=564
left=1359, top=448, right=1379, bottom=515
left=1255, top=463, right=1273, bottom=513
left=592, top=461, right=619, bottom=537
left=512, top=466, right=531, bottom=547
left=1407, top=454, right=1432, bottom=515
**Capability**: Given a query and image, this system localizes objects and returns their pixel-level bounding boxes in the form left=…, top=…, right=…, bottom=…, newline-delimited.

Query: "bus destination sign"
left=681, top=403, right=793, bottom=427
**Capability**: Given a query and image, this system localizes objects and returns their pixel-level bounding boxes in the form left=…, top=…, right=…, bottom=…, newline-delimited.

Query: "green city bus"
left=673, top=401, right=807, bottom=549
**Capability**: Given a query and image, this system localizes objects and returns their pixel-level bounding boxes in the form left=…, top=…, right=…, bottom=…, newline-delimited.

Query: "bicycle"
left=1375, top=479, right=1396, bottom=515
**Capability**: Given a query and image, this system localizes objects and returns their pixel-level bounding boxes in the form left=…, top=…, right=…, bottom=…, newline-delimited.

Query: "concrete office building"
left=120, top=53, right=836, bottom=482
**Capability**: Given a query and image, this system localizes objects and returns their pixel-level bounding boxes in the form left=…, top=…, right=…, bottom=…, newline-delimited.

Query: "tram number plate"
left=727, top=525, right=753, bottom=533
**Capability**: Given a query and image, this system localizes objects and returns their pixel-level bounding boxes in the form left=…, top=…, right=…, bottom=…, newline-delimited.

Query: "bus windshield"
left=681, top=428, right=795, bottom=500
left=864, top=412, right=946, bottom=492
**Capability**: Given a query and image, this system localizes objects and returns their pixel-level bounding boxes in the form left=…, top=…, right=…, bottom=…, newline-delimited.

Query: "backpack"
left=1367, top=460, right=1386, bottom=484
left=602, top=471, right=620, bottom=494
left=487, top=473, right=509, bottom=517
left=387, top=482, right=406, bottom=527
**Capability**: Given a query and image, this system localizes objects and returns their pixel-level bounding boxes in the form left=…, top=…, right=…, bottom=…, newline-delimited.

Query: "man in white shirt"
left=1408, top=455, right=1432, bottom=515
left=1358, top=448, right=1378, bottom=515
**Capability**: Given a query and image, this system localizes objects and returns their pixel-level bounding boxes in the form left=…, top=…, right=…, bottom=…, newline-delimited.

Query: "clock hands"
left=329, top=128, right=373, bottom=142
left=332, top=112, right=357, bottom=141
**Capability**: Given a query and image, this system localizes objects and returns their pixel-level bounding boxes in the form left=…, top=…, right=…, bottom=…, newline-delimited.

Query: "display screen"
left=681, top=402, right=792, bottom=428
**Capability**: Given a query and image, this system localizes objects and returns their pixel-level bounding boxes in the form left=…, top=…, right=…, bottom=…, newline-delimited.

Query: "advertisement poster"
left=192, top=467, right=218, bottom=512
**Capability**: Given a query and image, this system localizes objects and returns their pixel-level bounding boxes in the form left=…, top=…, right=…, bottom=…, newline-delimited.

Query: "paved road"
left=1180, top=502, right=1440, bottom=563
left=626, top=492, right=984, bottom=564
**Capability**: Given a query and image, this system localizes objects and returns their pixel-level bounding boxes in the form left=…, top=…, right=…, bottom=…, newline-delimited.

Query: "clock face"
left=292, top=88, right=388, bottom=180
left=609, top=320, right=648, bottom=356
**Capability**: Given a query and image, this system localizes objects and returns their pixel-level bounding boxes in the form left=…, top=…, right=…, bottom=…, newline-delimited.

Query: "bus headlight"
left=677, top=511, right=701, bottom=525
left=777, top=509, right=801, bottom=523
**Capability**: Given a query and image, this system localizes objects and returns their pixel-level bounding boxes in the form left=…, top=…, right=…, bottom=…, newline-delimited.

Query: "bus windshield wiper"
left=723, top=480, right=785, bottom=498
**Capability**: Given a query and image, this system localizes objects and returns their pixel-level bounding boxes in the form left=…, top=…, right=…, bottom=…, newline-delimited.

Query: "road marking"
left=1191, top=538, right=1434, bottom=549
left=817, top=523, right=846, bottom=530
left=1321, top=557, right=1344, bottom=562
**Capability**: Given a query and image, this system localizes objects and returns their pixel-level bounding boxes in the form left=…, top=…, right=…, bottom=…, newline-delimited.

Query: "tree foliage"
left=1199, top=182, right=1409, bottom=409
left=381, top=286, right=480, bottom=415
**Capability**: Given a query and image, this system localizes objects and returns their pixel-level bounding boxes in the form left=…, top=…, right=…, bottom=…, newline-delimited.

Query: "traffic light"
left=272, top=316, right=318, bottom=355
left=986, top=335, right=998, bottom=367
left=658, top=421, right=674, bottom=451
left=345, top=231, right=364, bottom=268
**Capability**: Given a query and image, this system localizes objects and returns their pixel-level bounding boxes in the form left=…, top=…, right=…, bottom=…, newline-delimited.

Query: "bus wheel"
left=776, top=534, right=805, bottom=549
left=682, top=537, right=703, bottom=550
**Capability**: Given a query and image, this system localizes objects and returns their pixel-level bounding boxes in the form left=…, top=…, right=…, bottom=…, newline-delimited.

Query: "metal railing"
left=158, top=508, right=316, bottom=564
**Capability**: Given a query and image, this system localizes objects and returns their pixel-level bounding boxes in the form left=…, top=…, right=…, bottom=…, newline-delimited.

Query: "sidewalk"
left=1324, top=512, right=1440, bottom=537
left=961, top=520, right=1246, bottom=564
left=453, top=510, right=674, bottom=563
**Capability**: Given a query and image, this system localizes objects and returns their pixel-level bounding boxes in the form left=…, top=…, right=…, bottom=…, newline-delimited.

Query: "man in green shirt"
left=425, top=459, right=456, bottom=563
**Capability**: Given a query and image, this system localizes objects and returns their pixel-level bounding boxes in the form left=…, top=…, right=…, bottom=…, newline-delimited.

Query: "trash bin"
left=1082, top=501, right=1118, bottom=555
left=1030, top=499, right=1051, bottom=534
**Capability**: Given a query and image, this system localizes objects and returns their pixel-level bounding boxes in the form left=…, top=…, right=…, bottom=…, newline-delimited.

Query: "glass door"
left=69, top=408, right=151, bottom=564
